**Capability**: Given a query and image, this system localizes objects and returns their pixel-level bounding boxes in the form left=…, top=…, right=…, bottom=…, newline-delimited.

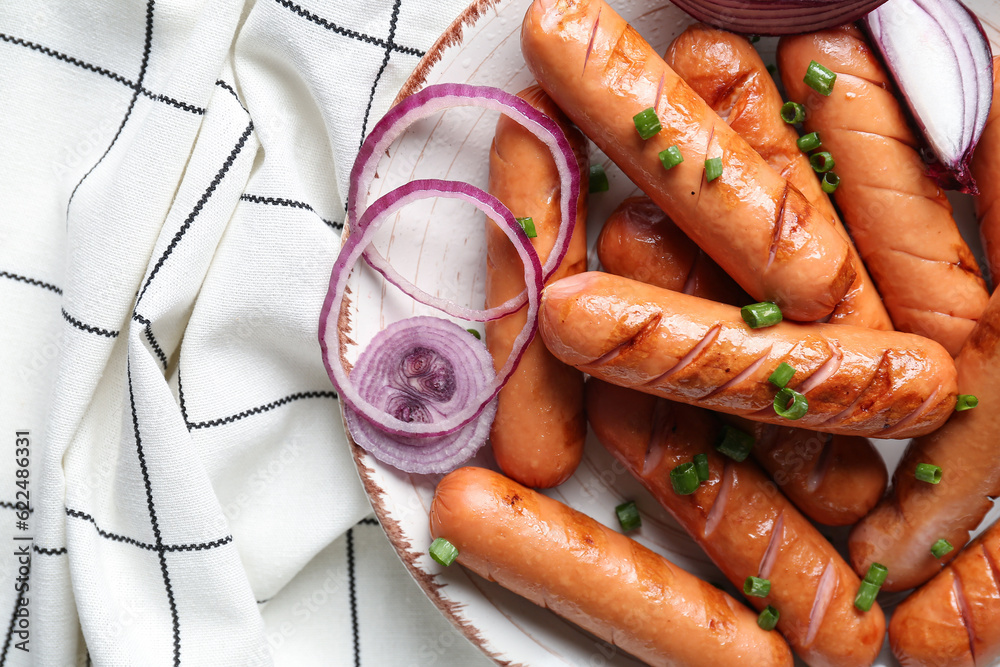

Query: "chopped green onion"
left=780, top=101, right=806, bottom=124
left=741, top=302, right=783, bottom=328
left=615, top=500, right=642, bottom=532
left=767, top=64, right=777, bottom=76
left=693, top=453, right=710, bottom=482
left=854, top=580, right=880, bottom=612
left=810, top=151, right=835, bottom=173
left=748, top=34, right=761, bottom=43
left=704, top=157, right=723, bottom=182
left=864, top=563, right=888, bottom=587
left=758, top=605, right=780, bottom=631
left=931, top=539, right=954, bottom=559
left=466, top=328, right=481, bottom=340
left=797, top=132, right=822, bottom=152
left=773, top=387, right=809, bottom=420
left=915, top=463, right=942, bottom=484
left=516, top=217, right=537, bottom=238
left=633, top=107, right=662, bottom=140
left=659, top=145, right=684, bottom=170
left=768, top=362, right=796, bottom=389
left=821, top=171, right=840, bottom=194
left=716, top=425, right=755, bottom=462
left=744, top=576, right=771, bottom=598
left=670, top=462, right=701, bottom=495
left=429, top=537, right=459, bottom=566
left=804, top=60, right=836, bottom=96
left=589, top=164, right=609, bottom=192
left=956, top=394, right=979, bottom=411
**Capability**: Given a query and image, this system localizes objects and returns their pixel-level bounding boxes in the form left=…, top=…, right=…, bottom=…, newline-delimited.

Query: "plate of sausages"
left=334, top=0, right=1000, bottom=665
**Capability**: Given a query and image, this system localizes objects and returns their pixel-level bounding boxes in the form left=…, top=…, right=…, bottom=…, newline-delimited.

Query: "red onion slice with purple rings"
left=667, top=0, right=887, bottom=35
left=319, top=178, right=543, bottom=441
left=347, top=84, right=580, bottom=322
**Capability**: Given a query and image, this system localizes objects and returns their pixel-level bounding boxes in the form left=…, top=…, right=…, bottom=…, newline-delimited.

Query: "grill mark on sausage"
left=806, top=433, right=835, bottom=493
left=654, top=72, right=665, bottom=111
left=821, top=350, right=889, bottom=425
left=983, top=544, right=1000, bottom=594
left=804, top=560, right=838, bottom=648
left=828, top=126, right=918, bottom=152
left=703, top=460, right=734, bottom=538
left=695, top=124, right=717, bottom=204
left=796, top=344, right=842, bottom=395
left=711, top=69, right=754, bottom=124
left=583, top=8, right=601, bottom=74
left=882, top=386, right=940, bottom=438
left=886, top=247, right=985, bottom=277
left=644, top=324, right=721, bottom=386
left=643, top=399, right=674, bottom=477
left=757, top=511, right=784, bottom=580
left=593, top=312, right=663, bottom=367
left=854, top=183, right=953, bottom=212
left=681, top=251, right=701, bottom=295
left=894, top=305, right=979, bottom=323
left=952, top=571, right=977, bottom=663
left=701, top=348, right=772, bottom=399
left=767, top=182, right=791, bottom=270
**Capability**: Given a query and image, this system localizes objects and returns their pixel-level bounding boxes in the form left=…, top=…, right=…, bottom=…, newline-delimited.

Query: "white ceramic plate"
left=337, top=2, right=1000, bottom=665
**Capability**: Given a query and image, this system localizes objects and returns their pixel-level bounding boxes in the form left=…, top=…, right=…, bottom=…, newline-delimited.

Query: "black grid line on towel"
left=33, top=544, right=67, bottom=556
left=273, top=0, right=424, bottom=58
left=0, top=270, right=63, bottom=295
left=239, top=194, right=343, bottom=230
left=215, top=80, right=247, bottom=113
left=66, top=507, right=234, bottom=553
left=346, top=528, right=360, bottom=667
left=359, top=0, right=403, bottom=150
left=62, top=308, right=120, bottom=338
left=185, top=390, right=339, bottom=430
left=0, top=502, right=32, bottom=514
left=0, top=33, right=205, bottom=115
left=133, top=313, right=168, bottom=370
left=66, top=0, right=157, bottom=212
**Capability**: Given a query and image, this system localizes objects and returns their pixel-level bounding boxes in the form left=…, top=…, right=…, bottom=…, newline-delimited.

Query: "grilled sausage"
left=539, top=271, right=957, bottom=438
left=521, top=0, right=856, bottom=322
left=587, top=379, right=886, bottom=667
left=778, top=26, right=989, bottom=355
left=975, top=57, right=1000, bottom=286
left=889, top=518, right=1000, bottom=667
left=597, top=198, right=887, bottom=525
left=850, top=286, right=1000, bottom=591
left=430, top=466, right=794, bottom=666
left=665, top=23, right=891, bottom=330
left=486, top=85, right=588, bottom=488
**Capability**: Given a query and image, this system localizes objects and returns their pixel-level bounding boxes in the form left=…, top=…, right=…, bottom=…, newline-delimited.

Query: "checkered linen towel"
left=0, top=0, right=491, bottom=664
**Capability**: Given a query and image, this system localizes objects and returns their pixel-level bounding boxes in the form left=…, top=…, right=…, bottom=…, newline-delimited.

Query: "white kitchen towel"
left=0, top=0, right=482, bottom=664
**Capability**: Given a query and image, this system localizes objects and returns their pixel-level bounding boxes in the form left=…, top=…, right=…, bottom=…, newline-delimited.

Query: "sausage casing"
left=974, top=57, right=1000, bottom=284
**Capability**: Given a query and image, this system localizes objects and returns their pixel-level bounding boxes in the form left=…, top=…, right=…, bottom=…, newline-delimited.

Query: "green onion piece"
left=741, top=302, right=783, bottom=328
left=864, top=563, right=888, bottom=587
left=810, top=151, right=835, bottom=173
left=589, top=164, right=609, bottom=192
left=821, top=171, right=840, bottom=194
left=633, top=107, right=662, bottom=140
left=429, top=537, right=459, bottom=566
left=466, top=328, right=481, bottom=340
left=758, top=605, right=780, bottom=631
left=931, top=539, right=954, bottom=559
left=854, top=580, right=880, bottom=612
left=744, top=576, right=771, bottom=598
left=797, top=132, right=822, bottom=152
left=773, top=387, right=809, bottom=420
left=956, top=394, right=979, bottom=411
left=768, top=362, right=796, bottom=389
left=516, top=216, right=537, bottom=238
left=670, top=462, right=701, bottom=495
left=915, top=463, right=942, bottom=484
left=659, top=145, right=684, bottom=170
left=693, top=453, right=710, bottom=482
left=804, top=60, right=837, bottom=96
left=716, top=425, right=755, bottom=462
left=615, top=500, right=642, bottom=532
left=780, top=101, right=806, bottom=124
left=748, top=34, right=761, bottom=43
left=704, top=157, right=723, bottom=182
left=767, top=64, right=777, bottom=76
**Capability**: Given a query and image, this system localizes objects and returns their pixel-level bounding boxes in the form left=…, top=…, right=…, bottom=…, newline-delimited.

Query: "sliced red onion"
left=864, top=0, right=994, bottom=193
left=348, top=83, right=580, bottom=321
left=319, top=178, right=542, bottom=440
left=668, top=0, right=887, bottom=35
left=342, top=317, right=498, bottom=473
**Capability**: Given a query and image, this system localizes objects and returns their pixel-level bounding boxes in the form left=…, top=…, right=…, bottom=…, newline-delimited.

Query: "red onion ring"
left=319, top=179, right=543, bottom=439
left=668, top=0, right=887, bottom=35
left=347, top=83, right=580, bottom=322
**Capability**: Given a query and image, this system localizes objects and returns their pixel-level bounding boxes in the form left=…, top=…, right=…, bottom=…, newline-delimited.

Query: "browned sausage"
left=850, top=287, right=1000, bottom=591
left=521, top=0, right=856, bottom=322
left=778, top=26, right=990, bottom=355
left=975, top=57, right=1000, bottom=286
left=429, top=466, right=794, bottom=666
left=597, top=198, right=887, bottom=525
left=486, top=85, right=587, bottom=488
left=586, top=379, right=885, bottom=667
left=539, top=271, right=957, bottom=438
left=889, top=519, right=1000, bottom=667
left=665, top=23, right=891, bottom=330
